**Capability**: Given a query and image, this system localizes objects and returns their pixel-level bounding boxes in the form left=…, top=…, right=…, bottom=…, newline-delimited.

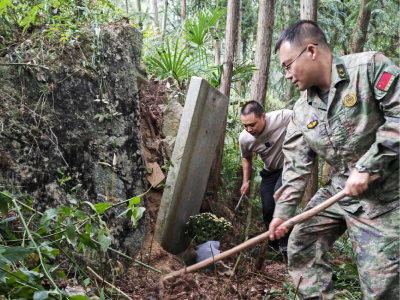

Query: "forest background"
left=0, top=0, right=399, bottom=299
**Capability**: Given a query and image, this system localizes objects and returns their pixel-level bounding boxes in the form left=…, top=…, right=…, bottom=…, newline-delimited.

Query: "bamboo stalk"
left=162, top=174, right=379, bottom=283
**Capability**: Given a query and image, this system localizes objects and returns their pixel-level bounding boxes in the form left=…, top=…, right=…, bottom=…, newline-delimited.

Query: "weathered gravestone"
left=155, top=77, right=229, bottom=254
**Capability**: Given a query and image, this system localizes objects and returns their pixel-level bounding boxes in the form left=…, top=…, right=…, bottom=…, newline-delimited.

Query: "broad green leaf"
left=66, top=219, right=77, bottom=242
left=18, top=268, right=42, bottom=283
left=131, top=207, right=146, bottom=229
left=2, top=246, right=32, bottom=262
left=42, top=247, right=60, bottom=260
left=83, top=277, right=91, bottom=287
left=81, top=201, right=96, bottom=213
left=69, top=295, right=89, bottom=300
left=98, top=230, right=111, bottom=253
left=0, top=216, right=16, bottom=223
left=55, top=270, right=67, bottom=280
left=128, top=197, right=140, bottom=208
left=85, top=221, right=91, bottom=234
left=100, top=288, right=105, bottom=300
left=0, top=194, right=8, bottom=215
left=67, top=195, right=78, bottom=205
left=79, top=233, right=97, bottom=250
left=0, top=260, right=6, bottom=283
left=33, top=291, right=50, bottom=300
left=73, top=210, right=87, bottom=219
left=40, top=209, right=60, bottom=226
left=93, top=203, right=110, bottom=214
left=60, top=206, right=73, bottom=216
left=0, top=0, right=12, bottom=10
left=71, top=184, right=82, bottom=191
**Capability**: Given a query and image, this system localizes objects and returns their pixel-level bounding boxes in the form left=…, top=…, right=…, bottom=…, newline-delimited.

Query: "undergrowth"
left=0, top=183, right=154, bottom=300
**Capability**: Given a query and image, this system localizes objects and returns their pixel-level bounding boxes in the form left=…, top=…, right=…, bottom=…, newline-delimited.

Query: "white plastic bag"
left=196, top=241, right=221, bottom=263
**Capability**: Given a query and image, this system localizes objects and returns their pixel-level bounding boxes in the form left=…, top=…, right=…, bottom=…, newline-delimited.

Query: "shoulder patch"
left=307, top=120, right=318, bottom=129
left=376, top=72, right=395, bottom=91
left=336, top=64, right=347, bottom=79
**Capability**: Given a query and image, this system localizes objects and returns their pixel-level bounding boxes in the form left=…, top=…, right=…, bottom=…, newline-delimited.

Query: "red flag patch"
left=376, top=72, right=394, bottom=91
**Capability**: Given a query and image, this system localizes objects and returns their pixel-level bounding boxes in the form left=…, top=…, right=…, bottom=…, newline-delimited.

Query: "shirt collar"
left=306, top=55, right=349, bottom=109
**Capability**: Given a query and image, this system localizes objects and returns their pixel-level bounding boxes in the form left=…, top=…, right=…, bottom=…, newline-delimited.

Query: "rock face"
left=0, top=21, right=148, bottom=258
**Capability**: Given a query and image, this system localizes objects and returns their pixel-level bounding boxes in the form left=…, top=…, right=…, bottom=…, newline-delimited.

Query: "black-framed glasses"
left=282, top=43, right=318, bottom=74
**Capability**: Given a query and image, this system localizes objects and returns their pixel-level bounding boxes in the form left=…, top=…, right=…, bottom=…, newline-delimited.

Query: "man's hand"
left=240, top=181, right=250, bottom=195
left=268, top=218, right=288, bottom=241
left=343, top=169, right=370, bottom=196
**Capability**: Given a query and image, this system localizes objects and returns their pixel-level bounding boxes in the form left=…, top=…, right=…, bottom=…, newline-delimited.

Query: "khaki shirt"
left=274, top=52, right=400, bottom=220
left=239, top=109, right=292, bottom=171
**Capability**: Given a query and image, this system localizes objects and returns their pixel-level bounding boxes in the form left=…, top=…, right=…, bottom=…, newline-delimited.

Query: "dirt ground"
left=118, top=78, right=290, bottom=300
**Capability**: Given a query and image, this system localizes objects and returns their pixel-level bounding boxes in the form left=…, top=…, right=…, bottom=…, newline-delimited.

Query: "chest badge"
left=343, top=93, right=357, bottom=107
left=307, top=120, right=318, bottom=129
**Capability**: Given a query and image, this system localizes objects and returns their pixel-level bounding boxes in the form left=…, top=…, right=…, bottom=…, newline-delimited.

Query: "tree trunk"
left=242, top=35, right=247, bottom=61
left=350, top=0, right=371, bottom=53
left=161, top=0, right=168, bottom=41
left=215, top=21, right=221, bottom=66
left=125, top=0, right=129, bottom=16
left=180, top=0, right=186, bottom=26
left=285, top=84, right=295, bottom=105
left=283, top=0, right=294, bottom=24
left=300, top=0, right=317, bottom=22
left=235, top=0, right=243, bottom=95
left=206, top=0, right=238, bottom=200
left=150, top=0, right=160, bottom=32
left=134, top=0, right=142, bottom=26
left=215, top=39, right=221, bottom=66
left=249, top=0, right=276, bottom=106
left=284, top=0, right=295, bottom=104
left=300, top=0, right=318, bottom=206
left=219, top=0, right=237, bottom=96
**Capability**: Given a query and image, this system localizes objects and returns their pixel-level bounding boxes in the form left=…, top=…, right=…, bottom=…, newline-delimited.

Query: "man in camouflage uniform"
left=268, top=20, right=399, bottom=299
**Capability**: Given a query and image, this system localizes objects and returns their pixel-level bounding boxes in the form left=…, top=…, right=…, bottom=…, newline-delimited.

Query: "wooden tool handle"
left=162, top=173, right=380, bottom=283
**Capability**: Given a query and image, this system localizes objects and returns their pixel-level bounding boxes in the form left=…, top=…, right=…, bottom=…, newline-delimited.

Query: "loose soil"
left=115, top=79, right=290, bottom=299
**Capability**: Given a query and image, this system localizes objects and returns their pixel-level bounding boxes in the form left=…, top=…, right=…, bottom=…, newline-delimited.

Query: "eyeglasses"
left=282, top=43, right=318, bottom=74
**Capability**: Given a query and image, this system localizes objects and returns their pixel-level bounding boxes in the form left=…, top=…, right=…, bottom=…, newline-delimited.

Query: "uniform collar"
left=306, top=55, right=349, bottom=109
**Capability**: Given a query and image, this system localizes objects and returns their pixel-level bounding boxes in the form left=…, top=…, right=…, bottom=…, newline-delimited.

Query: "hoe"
left=161, top=174, right=379, bottom=284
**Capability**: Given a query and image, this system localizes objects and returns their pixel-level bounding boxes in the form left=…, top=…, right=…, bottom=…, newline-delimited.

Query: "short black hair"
left=241, top=101, right=264, bottom=118
left=274, top=20, right=328, bottom=53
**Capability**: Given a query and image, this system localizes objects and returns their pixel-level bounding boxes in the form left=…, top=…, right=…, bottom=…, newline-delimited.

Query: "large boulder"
left=0, top=20, right=148, bottom=260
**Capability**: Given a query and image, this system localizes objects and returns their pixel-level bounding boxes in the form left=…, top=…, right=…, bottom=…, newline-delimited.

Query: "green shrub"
left=186, top=212, right=232, bottom=245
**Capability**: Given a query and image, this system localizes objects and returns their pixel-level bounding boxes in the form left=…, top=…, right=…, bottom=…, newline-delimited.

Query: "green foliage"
left=0, top=182, right=148, bottom=299
left=328, top=234, right=361, bottom=299
left=207, top=63, right=257, bottom=93
left=186, top=212, right=233, bottom=245
left=145, top=38, right=197, bottom=85
left=183, top=8, right=225, bottom=47
left=0, top=0, right=122, bottom=44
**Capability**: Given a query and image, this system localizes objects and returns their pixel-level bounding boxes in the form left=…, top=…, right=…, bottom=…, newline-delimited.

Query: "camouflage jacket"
left=274, top=52, right=400, bottom=220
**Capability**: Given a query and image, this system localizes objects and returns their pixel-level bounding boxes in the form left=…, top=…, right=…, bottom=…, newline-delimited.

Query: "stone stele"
left=155, top=76, right=229, bottom=254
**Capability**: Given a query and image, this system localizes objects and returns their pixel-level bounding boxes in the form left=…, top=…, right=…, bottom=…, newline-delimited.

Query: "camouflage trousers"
left=288, top=188, right=399, bottom=300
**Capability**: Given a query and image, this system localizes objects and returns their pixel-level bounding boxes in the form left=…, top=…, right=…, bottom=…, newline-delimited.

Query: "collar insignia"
left=336, top=64, right=347, bottom=79
left=307, top=120, right=318, bottom=129
left=343, top=93, right=357, bottom=107
left=377, top=72, right=394, bottom=91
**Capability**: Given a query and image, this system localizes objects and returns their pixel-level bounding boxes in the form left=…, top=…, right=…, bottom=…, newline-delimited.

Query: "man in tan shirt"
left=239, top=101, right=292, bottom=251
